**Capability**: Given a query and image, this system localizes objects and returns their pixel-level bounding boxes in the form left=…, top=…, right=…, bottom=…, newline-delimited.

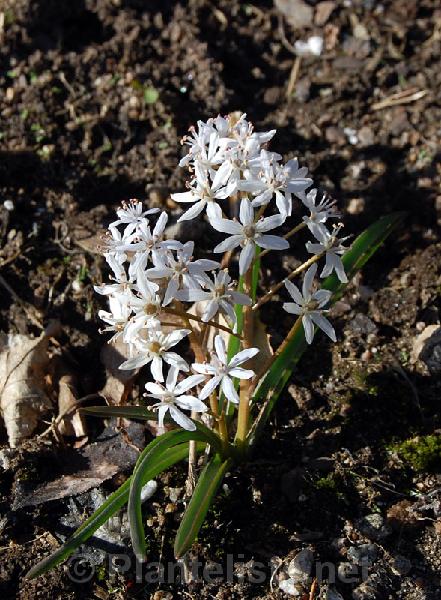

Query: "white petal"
left=310, top=312, right=336, bottom=342
left=166, top=365, right=179, bottom=390
left=210, top=218, right=243, bottom=235
left=199, top=375, right=221, bottom=400
left=163, top=277, right=180, bottom=306
left=258, top=214, right=285, bottom=232
left=228, top=367, right=255, bottom=379
left=239, top=242, right=255, bottom=275
left=229, top=347, right=259, bottom=368
left=257, top=235, right=289, bottom=250
left=302, top=263, right=317, bottom=298
left=145, top=382, right=165, bottom=395
left=174, top=374, right=206, bottom=394
left=284, top=279, right=303, bottom=304
left=177, top=200, right=206, bottom=222
left=171, top=191, right=197, bottom=203
left=151, top=356, right=164, bottom=382
left=175, top=396, right=207, bottom=412
left=239, top=198, right=254, bottom=226
left=212, top=160, right=232, bottom=190
left=169, top=406, right=196, bottom=431
left=192, top=362, right=216, bottom=375
left=221, top=376, right=239, bottom=404
left=283, top=302, right=302, bottom=315
left=213, top=235, right=243, bottom=254
left=302, top=314, right=315, bottom=344
left=119, top=355, right=149, bottom=370
left=214, top=335, right=227, bottom=364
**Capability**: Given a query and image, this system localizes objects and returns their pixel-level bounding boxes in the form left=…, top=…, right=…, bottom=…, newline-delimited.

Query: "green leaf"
left=82, top=405, right=159, bottom=421
left=174, top=454, right=232, bottom=559
left=82, top=406, right=223, bottom=452
left=25, top=439, right=202, bottom=579
left=128, top=429, right=216, bottom=561
left=248, top=212, right=405, bottom=448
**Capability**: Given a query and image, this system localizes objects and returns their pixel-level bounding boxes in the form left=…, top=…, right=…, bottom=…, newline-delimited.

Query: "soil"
left=0, top=0, right=440, bottom=599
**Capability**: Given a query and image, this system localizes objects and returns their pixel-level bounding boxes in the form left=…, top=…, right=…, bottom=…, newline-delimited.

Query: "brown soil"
left=0, top=0, right=440, bottom=598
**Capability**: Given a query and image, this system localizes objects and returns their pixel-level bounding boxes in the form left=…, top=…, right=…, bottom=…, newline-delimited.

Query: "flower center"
left=148, top=341, right=162, bottom=354
left=243, top=224, right=256, bottom=239
left=144, top=303, right=158, bottom=316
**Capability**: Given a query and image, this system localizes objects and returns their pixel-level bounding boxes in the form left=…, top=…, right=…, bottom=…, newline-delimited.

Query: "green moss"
left=392, top=435, right=441, bottom=472
left=315, top=474, right=338, bottom=492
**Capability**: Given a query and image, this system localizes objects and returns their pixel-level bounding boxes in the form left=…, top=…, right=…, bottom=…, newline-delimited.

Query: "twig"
left=252, top=252, right=323, bottom=311
left=286, top=56, right=302, bottom=99
left=371, top=88, right=428, bottom=111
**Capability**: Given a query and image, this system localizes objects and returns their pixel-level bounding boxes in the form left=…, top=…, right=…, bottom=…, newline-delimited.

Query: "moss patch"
left=392, top=435, right=441, bottom=472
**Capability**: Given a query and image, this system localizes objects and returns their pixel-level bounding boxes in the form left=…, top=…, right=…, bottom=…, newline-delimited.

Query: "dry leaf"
left=57, top=373, right=87, bottom=438
left=0, top=329, right=53, bottom=447
left=100, top=337, right=138, bottom=405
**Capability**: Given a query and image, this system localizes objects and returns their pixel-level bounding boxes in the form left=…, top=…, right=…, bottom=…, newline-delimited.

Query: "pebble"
left=358, top=126, right=374, bottom=147
left=140, top=480, right=157, bottom=503
left=279, top=577, right=302, bottom=596
left=287, top=548, right=314, bottom=580
left=391, top=554, right=412, bottom=576
left=3, top=200, right=14, bottom=211
left=347, top=198, right=365, bottom=215
left=324, top=586, right=345, bottom=600
left=347, top=543, right=378, bottom=566
left=274, top=0, right=313, bottom=28
left=412, top=326, right=441, bottom=374
left=348, top=314, right=378, bottom=336
left=357, top=513, right=391, bottom=540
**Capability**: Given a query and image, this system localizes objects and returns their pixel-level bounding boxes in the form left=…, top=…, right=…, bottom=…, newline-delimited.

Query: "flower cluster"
left=96, top=114, right=348, bottom=431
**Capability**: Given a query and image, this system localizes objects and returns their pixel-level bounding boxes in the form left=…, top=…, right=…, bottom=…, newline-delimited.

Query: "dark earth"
left=0, top=0, right=440, bottom=598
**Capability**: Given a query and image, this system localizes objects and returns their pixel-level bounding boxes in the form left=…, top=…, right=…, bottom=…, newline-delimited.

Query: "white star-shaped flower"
left=176, top=269, right=251, bottom=324
left=306, top=224, right=348, bottom=283
left=145, top=366, right=207, bottom=431
left=119, top=328, right=191, bottom=381
left=301, top=188, right=339, bottom=238
left=109, top=199, right=159, bottom=236
left=192, top=335, right=259, bottom=405
left=283, top=263, right=335, bottom=344
left=210, top=197, right=289, bottom=275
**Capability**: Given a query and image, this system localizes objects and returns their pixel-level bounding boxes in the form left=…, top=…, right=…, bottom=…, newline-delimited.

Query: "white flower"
left=301, top=188, right=339, bottom=238
left=176, top=269, right=251, bottom=324
left=145, top=366, right=207, bottom=431
left=192, top=335, right=259, bottom=405
left=283, top=263, right=335, bottom=344
left=240, top=151, right=312, bottom=217
left=109, top=199, right=160, bottom=236
left=211, top=198, right=289, bottom=274
left=119, top=328, right=191, bottom=381
left=306, top=224, right=348, bottom=283
left=119, top=212, right=181, bottom=280
left=147, top=241, right=220, bottom=306
left=123, top=271, right=162, bottom=342
left=98, top=295, right=131, bottom=342
left=171, top=162, right=229, bottom=222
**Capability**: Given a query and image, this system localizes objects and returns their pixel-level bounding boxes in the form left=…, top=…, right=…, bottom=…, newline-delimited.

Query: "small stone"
left=412, top=326, right=441, bottom=374
left=279, top=577, right=302, bottom=596
left=325, top=126, right=346, bottom=146
left=295, top=77, right=311, bottom=103
left=358, top=126, right=374, bottom=147
left=263, top=86, right=281, bottom=105
left=141, top=480, right=157, bottom=503
left=338, top=562, right=360, bottom=582
left=287, top=548, right=314, bottom=580
left=3, top=200, right=14, bottom=211
left=391, top=555, right=411, bottom=576
left=357, top=513, right=391, bottom=540
left=347, top=198, right=365, bottom=215
left=347, top=543, right=378, bottom=566
left=348, top=314, right=378, bottom=336
left=168, top=487, right=182, bottom=503
left=274, top=0, right=313, bottom=29
left=0, top=448, right=16, bottom=470
left=288, top=384, right=315, bottom=410
left=315, top=1, right=336, bottom=26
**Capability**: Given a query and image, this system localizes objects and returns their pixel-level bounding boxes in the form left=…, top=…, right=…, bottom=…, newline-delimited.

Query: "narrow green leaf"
left=25, top=440, right=202, bottom=579
left=128, top=429, right=215, bottom=561
left=174, top=454, right=232, bottom=559
left=248, top=212, right=405, bottom=447
left=82, top=405, right=159, bottom=421
left=82, top=406, right=223, bottom=453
